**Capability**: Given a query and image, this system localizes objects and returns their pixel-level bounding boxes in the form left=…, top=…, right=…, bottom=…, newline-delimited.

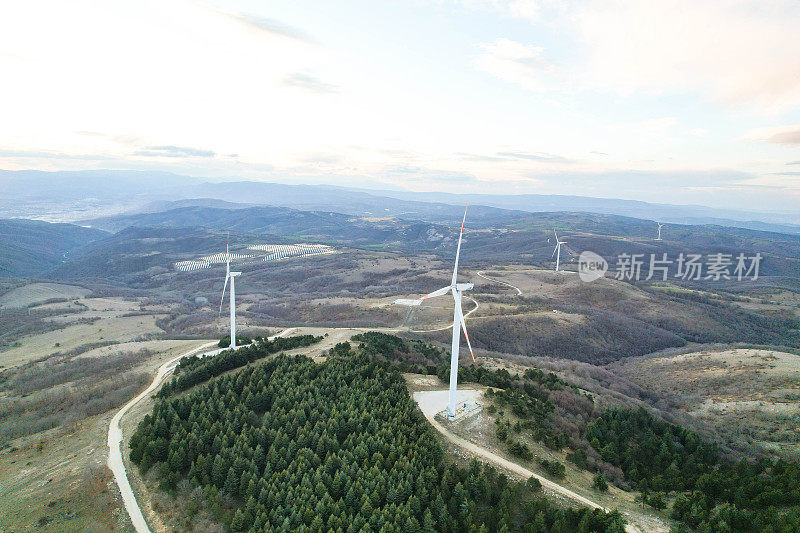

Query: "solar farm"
left=174, top=243, right=336, bottom=272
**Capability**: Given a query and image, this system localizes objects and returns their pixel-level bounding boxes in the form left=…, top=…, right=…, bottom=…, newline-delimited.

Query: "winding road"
left=477, top=270, right=523, bottom=295
left=413, top=389, right=645, bottom=533
left=107, top=342, right=216, bottom=533
left=414, top=390, right=606, bottom=510
left=108, top=329, right=295, bottom=533
left=409, top=296, right=481, bottom=333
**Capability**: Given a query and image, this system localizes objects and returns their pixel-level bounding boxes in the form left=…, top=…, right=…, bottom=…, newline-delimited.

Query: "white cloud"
left=573, top=0, right=800, bottom=109
left=214, top=10, right=314, bottom=43
left=768, top=129, right=800, bottom=146
left=507, top=0, right=540, bottom=21
left=640, top=117, right=676, bottom=135
left=282, top=73, right=339, bottom=94
left=746, top=124, right=800, bottom=145
left=468, top=1, right=800, bottom=110
left=474, top=38, right=557, bottom=90
left=449, top=0, right=541, bottom=21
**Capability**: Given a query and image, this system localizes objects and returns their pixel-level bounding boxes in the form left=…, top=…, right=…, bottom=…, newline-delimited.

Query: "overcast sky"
left=1, top=0, right=799, bottom=211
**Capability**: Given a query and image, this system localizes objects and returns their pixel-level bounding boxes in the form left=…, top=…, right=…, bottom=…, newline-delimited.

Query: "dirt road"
left=413, top=389, right=645, bottom=533
left=409, top=296, right=480, bottom=333
left=107, top=329, right=295, bottom=532
left=107, top=341, right=217, bottom=533
left=477, top=270, right=523, bottom=295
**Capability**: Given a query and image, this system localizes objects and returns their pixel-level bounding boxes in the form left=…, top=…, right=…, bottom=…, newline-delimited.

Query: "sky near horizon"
left=1, top=0, right=799, bottom=212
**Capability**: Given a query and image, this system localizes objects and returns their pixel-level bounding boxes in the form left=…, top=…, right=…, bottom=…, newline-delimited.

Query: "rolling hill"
left=0, top=219, right=107, bottom=277
left=81, top=205, right=800, bottom=278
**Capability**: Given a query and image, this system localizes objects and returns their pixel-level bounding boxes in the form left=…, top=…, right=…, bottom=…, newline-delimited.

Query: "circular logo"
left=578, top=251, right=608, bottom=282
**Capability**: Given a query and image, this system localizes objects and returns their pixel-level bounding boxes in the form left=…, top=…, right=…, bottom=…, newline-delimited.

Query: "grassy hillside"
left=458, top=271, right=800, bottom=363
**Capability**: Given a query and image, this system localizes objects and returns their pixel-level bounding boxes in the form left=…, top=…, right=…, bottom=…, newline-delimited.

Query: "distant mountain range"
left=2, top=169, right=799, bottom=234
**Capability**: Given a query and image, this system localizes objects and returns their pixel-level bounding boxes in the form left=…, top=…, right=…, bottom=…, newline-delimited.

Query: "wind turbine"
left=218, top=236, right=242, bottom=349
left=552, top=229, right=566, bottom=271
left=395, top=206, right=475, bottom=418
left=656, top=222, right=663, bottom=241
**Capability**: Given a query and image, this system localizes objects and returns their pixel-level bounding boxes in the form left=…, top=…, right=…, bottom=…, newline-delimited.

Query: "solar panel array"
left=175, top=259, right=212, bottom=272
left=252, top=244, right=334, bottom=262
left=174, top=244, right=335, bottom=272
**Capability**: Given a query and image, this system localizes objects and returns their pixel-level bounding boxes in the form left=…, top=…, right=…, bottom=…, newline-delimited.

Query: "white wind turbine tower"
left=395, top=207, right=475, bottom=418
left=656, top=222, right=663, bottom=241
left=218, top=236, right=242, bottom=349
left=552, top=229, right=566, bottom=271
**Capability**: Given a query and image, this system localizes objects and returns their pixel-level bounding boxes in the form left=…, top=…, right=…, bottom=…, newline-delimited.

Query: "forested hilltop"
left=345, top=333, right=800, bottom=532
left=130, top=346, right=627, bottom=532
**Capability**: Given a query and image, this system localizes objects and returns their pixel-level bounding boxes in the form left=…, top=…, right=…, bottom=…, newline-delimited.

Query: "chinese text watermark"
left=579, top=252, right=762, bottom=282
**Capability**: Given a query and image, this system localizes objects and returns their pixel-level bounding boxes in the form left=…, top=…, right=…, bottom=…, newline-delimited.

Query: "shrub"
left=593, top=473, right=609, bottom=492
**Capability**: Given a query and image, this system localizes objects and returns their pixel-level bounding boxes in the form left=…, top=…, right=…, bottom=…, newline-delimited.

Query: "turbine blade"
left=451, top=205, right=468, bottom=286
left=218, top=273, right=229, bottom=318
left=455, top=297, right=475, bottom=362
left=422, top=286, right=451, bottom=300
left=394, top=298, right=422, bottom=306
left=554, top=229, right=559, bottom=240
left=552, top=243, right=558, bottom=258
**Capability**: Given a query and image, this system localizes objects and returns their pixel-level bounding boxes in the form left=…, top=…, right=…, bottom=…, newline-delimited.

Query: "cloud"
left=455, top=150, right=574, bottom=164
left=303, top=153, right=343, bottom=164
left=767, top=129, right=800, bottom=145
left=462, top=2, right=800, bottom=108
left=639, top=117, right=677, bottom=136
left=452, top=1, right=540, bottom=22
left=507, top=0, right=540, bottom=21
left=282, top=73, right=339, bottom=94
left=216, top=11, right=312, bottom=43
left=75, top=131, right=142, bottom=145
left=573, top=1, right=800, bottom=109
left=474, top=38, right=557, bottom=91
left=497, top=151, right=573, bottom=163
left=0, top=148, right=110, bottom=160
left=747, top=124, right=800, bottom=146
left=385, top=165, right=477, bottom=183
left=454, top=152, right=507, bottom=162
left=133, top=145, right=215, bottom=158
left=788, top=161, right=800, bottom=165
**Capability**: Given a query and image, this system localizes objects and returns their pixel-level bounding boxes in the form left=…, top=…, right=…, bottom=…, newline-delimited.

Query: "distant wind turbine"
left=552, top=229, right=566, bottom=271
left=218, top=236, right=242, bottom=349
left=394, top=206, right=475, bottom=418
left=656, top=222, right=663, bottom=241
